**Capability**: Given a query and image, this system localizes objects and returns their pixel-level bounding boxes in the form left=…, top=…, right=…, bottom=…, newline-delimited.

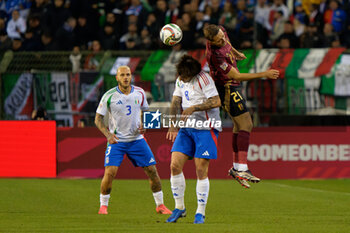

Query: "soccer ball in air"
left=159, top=24, right=183, bottom=46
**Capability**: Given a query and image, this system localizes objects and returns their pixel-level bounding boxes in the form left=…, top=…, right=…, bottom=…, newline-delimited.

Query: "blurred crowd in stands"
left=0, top=0, right=349, bottom=53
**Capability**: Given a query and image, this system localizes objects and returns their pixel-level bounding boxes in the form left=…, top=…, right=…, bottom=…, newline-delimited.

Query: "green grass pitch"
left=0, top=178, right=349, bottom=233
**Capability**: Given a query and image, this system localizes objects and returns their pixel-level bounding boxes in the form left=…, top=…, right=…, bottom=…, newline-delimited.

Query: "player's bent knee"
left=170, top=162, right=183, bottom=175
left=104, top=167, right=118, bottom=179
left=144, top=166, right=160, bottom=180
left=196, top=168, right=208, bottom=180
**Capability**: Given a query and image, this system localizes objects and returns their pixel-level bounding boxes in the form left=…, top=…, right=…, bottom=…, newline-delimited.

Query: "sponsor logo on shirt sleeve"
left=220, top=62, right=228, bottom=71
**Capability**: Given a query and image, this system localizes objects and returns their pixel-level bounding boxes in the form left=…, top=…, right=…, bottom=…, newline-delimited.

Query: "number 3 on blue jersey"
left=106, top=146, right=111, bottom=155
left=126, top=105, right=131, bottom=115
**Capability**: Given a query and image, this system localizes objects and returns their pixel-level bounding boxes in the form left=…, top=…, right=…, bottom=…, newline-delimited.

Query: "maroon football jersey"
left=205, top=26, right=241, bottom=87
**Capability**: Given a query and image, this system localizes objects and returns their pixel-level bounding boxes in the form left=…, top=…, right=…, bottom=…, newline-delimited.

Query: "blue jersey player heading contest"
left=166, top=55, right=222, bottom=224
left=95, top=66, right=171, bottom=215
left=204, top=24, right=279, bottom=188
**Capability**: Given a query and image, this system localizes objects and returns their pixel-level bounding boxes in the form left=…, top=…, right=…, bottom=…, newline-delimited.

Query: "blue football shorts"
left=171, top=128, right=219, bottom=159
left=104, top=138, right=156, bottom=167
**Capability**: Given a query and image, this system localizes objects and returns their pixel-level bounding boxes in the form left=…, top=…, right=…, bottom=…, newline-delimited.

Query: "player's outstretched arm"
left=166, top=96, right=182, bottom=142
left=227, top=67, right=279, bottom=81
left=95, top=113, right=118, bottom=144
left=232, top=48, right=246, bottom=60
left=181, top=95, right=221, bottom=121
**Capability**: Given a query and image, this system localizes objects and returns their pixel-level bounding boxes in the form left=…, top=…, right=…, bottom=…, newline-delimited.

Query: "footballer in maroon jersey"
left=204, top=24, right=279, bottom=188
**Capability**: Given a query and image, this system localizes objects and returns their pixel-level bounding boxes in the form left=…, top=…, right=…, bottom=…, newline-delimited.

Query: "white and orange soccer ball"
left=159, top=24, right=183, bottom=46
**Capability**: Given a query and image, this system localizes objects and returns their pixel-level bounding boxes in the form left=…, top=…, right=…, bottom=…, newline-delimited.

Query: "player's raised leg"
left=99, top=166, right=118, bottom=214
left=232, top=113, right=260, bottom=183
left=194, top=158, right=210, bottom=224
left=143, top=165, right=172, bottom=214
left=228, top=118, right=251, bottom=188
left=166, top=152, right=188, bottom=223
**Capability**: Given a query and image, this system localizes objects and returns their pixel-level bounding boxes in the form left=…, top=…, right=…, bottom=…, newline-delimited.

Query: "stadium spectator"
left=0, top=0, right=6, bottom=15
left=319, top=0, right=328, bottom=14
left=123, top=14, right=137, bottom=35
left=218, top=1, right=235, bottom=31
left=99, top=23, right=117, bottom=50
left=6, top=10, right=26, bottom=39
left=153, top=0, right=167, bottom=30
left=165, top=0, right=180, bottom=24
left=323, top=0, right=346, bottom=33
left=307, top=3, right=323, bottom=32
left=29, top=0, right=48, bottom=17
left=179, top=12, right=195, bottom=50
left=293, top=2, right=307, bottom=25
left=119, top=23, right=140, bottom=50
left=255, top=0, right=271, bottom=47
left=343, top=2, right=350, bottom=46
left=39, top=31, right=56, bottom=51
left=0, top=17, right=6, bottom=32
left=125, top=0, right=143, bottom=16
left=293, top=18, right=305, bottom=37
left=195, top=10, right=209, bottom=33
left=300, top=23, right=323, bottom=48
left=278, top=37, right=292, bottom=48
left=277, top=21, right=299, bottom=48
left=11, top=37, right=23, bottom=51
left=254, top=40, right=264, bottom=49
left=144, top=13, right=158, bottom=39
left=209, top=0, right=222, bottom=25
left=27, top=14, right=42, bottom=37
left=239, top=8, right=254, bottom=45
left=54, top=16, right=76, bottom=50
left=193, top=12, right=209, bottom=49
left=0, top=30, right=12, bottom=51
left=69, top=45, right=81, bottom=73
left=95, top=65, right=172, bottom=216
left=4, top=0, right=24, bottom=15
left=234, top=0, right=247, bottom=35
left=270, top=10, right=286, bottom=44
left=105, top=12, right=121, bottom=41
left=140, top=28, right=155, bottom=49
left=77, top=1, right=100, bottom=37
left=183, top=1, right=199, bottom=18
left=31, top=106, right=48, bottom=120
left=270, top=0, right=289, bottom=20
left=203, top=4, right=213, bottom=22
left=321, top=23, right=340, bottom=47
left=75, top=14, right=92, bottom=49
left=22, top=28, right=41, bottom=51
left=77, top=118, right=87, bottom=127
left=84, top=40, right=102, bottom=70
left=198, top=0, right=211, bottom=12
left=43, top=0, right=71, bottom=34
left=125, top=37, right=139, bottom=50
left=126, top=0, right=148, bottom=32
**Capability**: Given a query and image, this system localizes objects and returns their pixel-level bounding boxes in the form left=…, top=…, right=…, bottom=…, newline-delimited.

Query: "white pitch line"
left=264, top=181, right=350, bottom=196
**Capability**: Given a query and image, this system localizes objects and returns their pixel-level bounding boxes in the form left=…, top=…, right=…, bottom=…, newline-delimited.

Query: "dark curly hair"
left=176, top=55, right=202, bottom=79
